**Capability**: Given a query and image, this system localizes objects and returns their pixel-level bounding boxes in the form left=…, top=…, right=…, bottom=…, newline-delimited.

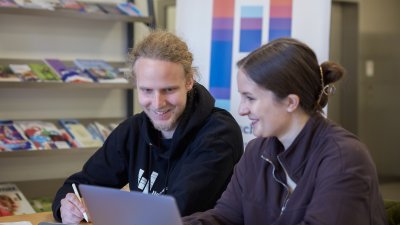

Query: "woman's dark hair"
left=237, top=37, right=345, bottom=114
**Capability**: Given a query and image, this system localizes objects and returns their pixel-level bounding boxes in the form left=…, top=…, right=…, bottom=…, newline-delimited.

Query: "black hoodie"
left=52, top=83, right=244, bottom=221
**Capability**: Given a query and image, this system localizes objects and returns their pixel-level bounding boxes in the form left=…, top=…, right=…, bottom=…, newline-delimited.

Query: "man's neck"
left=161, top=130, right=175, bottom=139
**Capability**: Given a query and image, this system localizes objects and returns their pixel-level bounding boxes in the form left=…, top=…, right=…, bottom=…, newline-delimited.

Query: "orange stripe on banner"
left=270, top=0, right=292, bottom=7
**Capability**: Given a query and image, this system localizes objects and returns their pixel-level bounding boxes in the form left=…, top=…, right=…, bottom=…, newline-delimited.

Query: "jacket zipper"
left=261, top=155, right=291, bottom=215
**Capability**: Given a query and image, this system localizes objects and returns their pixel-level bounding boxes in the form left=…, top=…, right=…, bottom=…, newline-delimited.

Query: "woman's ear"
left=286, top=94, right=300, bottom=112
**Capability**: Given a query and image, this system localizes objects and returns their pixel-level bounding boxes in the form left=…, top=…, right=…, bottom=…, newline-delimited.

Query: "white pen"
left=72, top=183, right=89, bottom=222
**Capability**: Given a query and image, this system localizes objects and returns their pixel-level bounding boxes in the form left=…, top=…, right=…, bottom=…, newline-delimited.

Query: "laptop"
left=79, top=184, right=183, bottom=225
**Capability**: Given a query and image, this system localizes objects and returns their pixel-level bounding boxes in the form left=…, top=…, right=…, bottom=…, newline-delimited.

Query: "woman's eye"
left=246, top=96, right=254, bottom=101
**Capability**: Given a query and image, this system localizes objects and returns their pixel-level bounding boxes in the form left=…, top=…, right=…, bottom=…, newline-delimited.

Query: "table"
left=0, top=212, right=91, bottom=225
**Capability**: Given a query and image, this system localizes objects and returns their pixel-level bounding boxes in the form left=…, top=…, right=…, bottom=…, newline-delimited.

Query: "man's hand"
left=60, top=193, right=88, bottom=224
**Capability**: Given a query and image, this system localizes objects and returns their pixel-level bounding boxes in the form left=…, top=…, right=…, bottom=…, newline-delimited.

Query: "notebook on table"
left=79, top=184, right=183, bottom=225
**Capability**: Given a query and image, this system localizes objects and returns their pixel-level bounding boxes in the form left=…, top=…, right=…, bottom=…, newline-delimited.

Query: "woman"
left=183, top=38, right=387, bottom=225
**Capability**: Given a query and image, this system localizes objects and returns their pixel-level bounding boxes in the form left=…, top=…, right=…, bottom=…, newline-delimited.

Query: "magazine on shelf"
left=43, top=0, right=62, bottom=9
left=9, top=64, right=39, bottom=82
left=0, top=65, right=22, bottom=82
left=15, top=120, right=70, bottom=150
left=0, top=120, right=35, bottom=152
left=59, top=0, right=82, bottom=10
left=86, top=123, right=104, bottom=143
left=58, top=128, right=79, bottom=148
left=44, top=58, right=95, bottom=83
left=109, top=122, right=119, bottom=130
left=59, top=119, right=102, bottom=148
left=74, top=59, right=128, bottom=83
left=0, top=183, right=35, bottom=217
left=86, top=121, right=111, bottom=142
left=0, top=0, right=18, bottom=7
left=94, top=121, right=111, bottom=140
left=28, top=63, right=61, bottom=82
left=80, top=2, right=104, bottom=14
left=116, top=2, right=142, bottom=16
left=97, top=3, right=123, bottom=15
left=14, top=0, right=54, bottom=9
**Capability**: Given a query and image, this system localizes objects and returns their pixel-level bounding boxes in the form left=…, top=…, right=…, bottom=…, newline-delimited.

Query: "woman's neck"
left=279, top=112, right=310, bottom=150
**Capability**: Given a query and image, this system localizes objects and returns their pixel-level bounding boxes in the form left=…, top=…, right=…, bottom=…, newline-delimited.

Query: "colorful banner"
left=176, top=0, right=332, bottom=145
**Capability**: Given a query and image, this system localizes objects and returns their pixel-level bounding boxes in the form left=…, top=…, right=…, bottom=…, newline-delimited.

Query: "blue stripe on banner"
left=269, top=18, right=292, bottom=30
left=240, top=29, right=262, bottom=52
left=215, top=99, right=231, bottom=111
left=210, top=40, right=233, bottom=89
left=269, top=29, right=291, bottom=41
left=210, top=87, right=231, bottom=99
left=241, top=6, right=263, bottom=18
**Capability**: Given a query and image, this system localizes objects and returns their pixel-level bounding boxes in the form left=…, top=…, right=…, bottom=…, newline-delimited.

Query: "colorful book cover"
left=86, top=123, right=104, bottom=143
left=80, top=2, right=104, bottom=14
left=58, top=128, right=79, bottom=148
left=59, top=0, right=82, bottom=10
left=116, top=2, right=142, bottom=16
left=86, top=121, right=111, bottom=142
left=59, top=119, right=102, bottom=148
left=28, top=63, right=61, bottom=82
left=0, top=0, right=18, bottom=7
left=0, top=120, right=34, bottom=152
left=9, top=64, right=39, bottom=82
left=93, top=121, right=111, bottom=141
left=0, top=183, right=36, bottom=216
left=74, top=59, right=128, bottom=83
left=44, top=58, right=95, bottom=83
left=109, top=122, right=119, bottom=130
left=15, top=121, right=70, bottom=150
left=97, top=3, right=123, bottom=15
left=0, top=65, right=22, bottom=82
left=14, top=0, right=53, bottom=9
left=43, top=0, right=62, bottom=9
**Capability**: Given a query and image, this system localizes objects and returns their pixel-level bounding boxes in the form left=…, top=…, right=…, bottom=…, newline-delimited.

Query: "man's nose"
left=153, top=92, right=166, bottom=108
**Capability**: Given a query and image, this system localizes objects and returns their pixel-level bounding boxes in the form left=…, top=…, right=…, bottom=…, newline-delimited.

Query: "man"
left=52, top=30, right=244, bottom=224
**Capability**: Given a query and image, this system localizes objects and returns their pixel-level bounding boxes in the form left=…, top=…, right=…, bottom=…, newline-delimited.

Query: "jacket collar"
left=261, top=114, right=327, bottom=183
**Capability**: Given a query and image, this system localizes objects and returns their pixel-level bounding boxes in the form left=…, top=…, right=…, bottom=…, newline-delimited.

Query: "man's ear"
left=186, top=77, right=194, bottom=91
left=286, top=94, right=300, bottom=112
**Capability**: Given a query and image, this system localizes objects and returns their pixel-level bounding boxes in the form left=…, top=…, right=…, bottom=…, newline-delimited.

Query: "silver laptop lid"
left=79, top=184, right=183, bottom=225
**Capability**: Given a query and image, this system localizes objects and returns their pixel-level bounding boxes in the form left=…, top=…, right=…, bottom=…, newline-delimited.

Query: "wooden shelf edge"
left=0, top=147, right=98, bottom=157
left=0, top=7, right=153, bottom=23
left=0, top=81, right=134, bottom=89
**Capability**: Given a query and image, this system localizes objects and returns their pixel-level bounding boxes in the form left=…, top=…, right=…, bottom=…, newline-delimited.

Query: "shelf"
left=0, top=7, right=153, bottom=23
left=0, top=81, right=134, bottom=89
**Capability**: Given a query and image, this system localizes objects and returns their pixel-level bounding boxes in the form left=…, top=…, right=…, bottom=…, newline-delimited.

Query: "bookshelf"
left=0, top=7, right=153, bottom=23
left=0, top=1, right=155, bottom=199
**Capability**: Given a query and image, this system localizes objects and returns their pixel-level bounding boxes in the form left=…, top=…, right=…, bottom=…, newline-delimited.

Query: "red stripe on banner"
left=213, top=0, right=234, bottom=18
left=270, top=6, right=292, bottom=18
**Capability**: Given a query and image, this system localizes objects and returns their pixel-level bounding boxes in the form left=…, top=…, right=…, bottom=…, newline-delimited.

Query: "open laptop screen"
left=79, top=184, right=183, bottom=225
